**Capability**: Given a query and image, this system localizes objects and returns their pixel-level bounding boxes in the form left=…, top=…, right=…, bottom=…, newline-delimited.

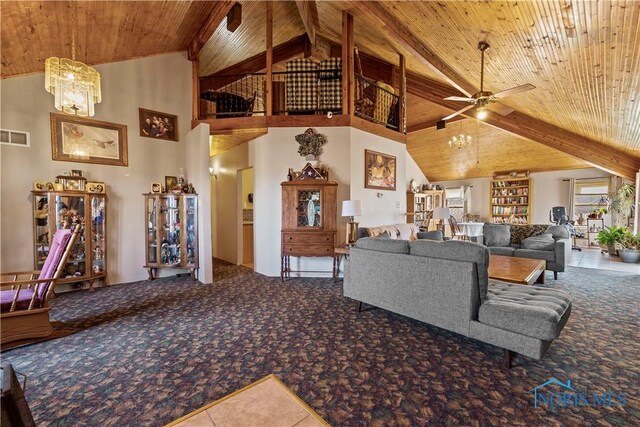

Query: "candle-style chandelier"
left=448, top=133, right=472, bottom=149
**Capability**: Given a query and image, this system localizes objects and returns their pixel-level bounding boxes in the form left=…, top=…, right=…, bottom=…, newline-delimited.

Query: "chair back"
left=36, top=225, right=81, bottom=306
left=448, top=215, right=462, bottom=238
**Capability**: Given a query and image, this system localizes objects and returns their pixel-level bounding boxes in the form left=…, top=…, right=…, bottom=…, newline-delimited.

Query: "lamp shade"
left=342, top=200, right=363, bottom=217
left=432, top=207, right=451, bottom=220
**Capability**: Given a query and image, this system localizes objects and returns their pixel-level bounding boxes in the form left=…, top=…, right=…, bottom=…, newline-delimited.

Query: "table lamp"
left=432, top=207, right=451, bottom=234
left=342, top=200, right=363, bottom=245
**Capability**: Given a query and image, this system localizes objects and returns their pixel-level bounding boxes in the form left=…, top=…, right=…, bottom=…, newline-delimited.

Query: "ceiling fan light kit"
left=440, top=41, right=535, bottom=124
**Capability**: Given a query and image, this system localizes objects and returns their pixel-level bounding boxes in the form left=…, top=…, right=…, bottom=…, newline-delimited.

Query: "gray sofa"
left=483, top=224, right=572, bottom=279
left=344, top=237, right=572, bottom=367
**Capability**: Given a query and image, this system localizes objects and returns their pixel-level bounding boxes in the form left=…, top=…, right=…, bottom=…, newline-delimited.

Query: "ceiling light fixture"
left=476, top=107, right=488, bottom=120
left=448, top=133, right=472, bottom=150
left=44, top=4, right=101, bottom=116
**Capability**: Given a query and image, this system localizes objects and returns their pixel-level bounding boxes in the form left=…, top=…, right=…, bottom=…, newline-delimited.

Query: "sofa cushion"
left=355, top=237, right=410, bottom=254
left=521, top=233, right=556, bottom=251
left=514, top=249, right=555, bottom=262
left=546, top=225, right=570, bottom=240
left=410, top=240, right=490, bottom=301
left=483, top=224, right=511, bottom=247
left=479, top=282, right=572, bottom=341
left=488, top=246, right=516, bottom=256
left=417, top=230, right=444, bottom=241
left=509, top=224, right=549, bottom=245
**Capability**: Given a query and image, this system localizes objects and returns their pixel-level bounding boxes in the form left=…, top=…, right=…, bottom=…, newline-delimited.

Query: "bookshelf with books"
left=490, top=177, right=532, bottom=224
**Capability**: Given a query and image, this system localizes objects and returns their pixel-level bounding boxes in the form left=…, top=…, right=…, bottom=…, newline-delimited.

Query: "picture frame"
left=57, top=175, right=87, bottom=191
left=151, top=182, right=162, bottom=194
left=165, top=176, right=177, bottom=191
left=139, top=108, right=178, bottom=142
left=86, top=181, right=106, bottom=194
left=71, top=169, right=83, bottom=177
left=50, top=113, right=128, bottom=166
left=364, top=149, right=396, bottom=191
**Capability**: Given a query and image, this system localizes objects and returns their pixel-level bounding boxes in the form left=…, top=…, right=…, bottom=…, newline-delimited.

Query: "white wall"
left=434, top=167, right=612, bottom=224
left=208, top=125, right=424, bottom=277
left=185, top=124, right=213, bottom=284
left=1, top=53, right=194, bottom=284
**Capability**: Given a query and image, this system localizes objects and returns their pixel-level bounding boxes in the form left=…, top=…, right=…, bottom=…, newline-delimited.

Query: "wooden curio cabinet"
left=281, top=164, right=337, bottom=279
left=32, top=190, right=108, bottom=289
left=144, top=193, right=198, bottom=280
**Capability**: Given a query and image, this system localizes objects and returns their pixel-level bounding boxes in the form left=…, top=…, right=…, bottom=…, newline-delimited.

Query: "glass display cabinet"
left=280, top=163, right=337, bottom=280
left=32, top=190, right=108, bottom=289
left=144, top=193, right=198, bottom=280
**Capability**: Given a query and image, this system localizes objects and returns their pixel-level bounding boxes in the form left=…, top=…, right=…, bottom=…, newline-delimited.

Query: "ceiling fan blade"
left=442, top=104, right=475, bottom=121
left=444, top=96, right=476, bottom=102
left=492, top=83, right=536, bottom=99
left=487, top=102, right=514, bottom=116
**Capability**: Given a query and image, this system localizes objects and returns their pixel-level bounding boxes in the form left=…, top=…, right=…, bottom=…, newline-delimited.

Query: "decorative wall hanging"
left=295, top=128, right=327, bottom=160
left=50, top=113, right=128, bottom=166
left=365, top=149, right=396, bottom=191
left=139, top=108, right=178, bottom=142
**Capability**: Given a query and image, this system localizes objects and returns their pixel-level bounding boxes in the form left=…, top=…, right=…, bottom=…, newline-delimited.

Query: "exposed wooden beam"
left=200, top=35, right=307, bottom=92
left=295, top=0, right=318, bottom=46
left=265, top=2, right=273, bottom=116
left=406, top=72, right=640, bottom=180
left=408, top=115, right=465, bottom=133
left=342, top=11, right=354, bottom=116
left=192, top=59, right=200, bottom=121
left=398, top=53, right=406, bottom=134
left=355, top=1, right=476, bottom=97
left=187, top=1, right=236, bottom=61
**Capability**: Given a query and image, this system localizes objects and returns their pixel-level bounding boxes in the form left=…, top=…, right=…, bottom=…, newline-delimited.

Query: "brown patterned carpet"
left=3, top=260, right=639, bottom=426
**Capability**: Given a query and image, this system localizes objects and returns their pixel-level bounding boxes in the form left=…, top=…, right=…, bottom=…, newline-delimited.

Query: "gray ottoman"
left=480, top=282, right=572, bottom=340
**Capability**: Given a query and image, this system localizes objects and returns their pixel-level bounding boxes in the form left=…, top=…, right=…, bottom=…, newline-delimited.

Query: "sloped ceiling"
left=2, top=1, right=639, bottom=178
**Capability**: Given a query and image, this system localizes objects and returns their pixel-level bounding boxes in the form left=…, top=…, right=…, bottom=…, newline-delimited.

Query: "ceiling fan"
left=442, top=41, right=535, bottom=121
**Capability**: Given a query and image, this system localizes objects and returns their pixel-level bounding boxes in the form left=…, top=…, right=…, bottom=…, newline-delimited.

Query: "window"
left=573, top=178, right=609, bottom=218
left=0, top=128, right=30, bottom=147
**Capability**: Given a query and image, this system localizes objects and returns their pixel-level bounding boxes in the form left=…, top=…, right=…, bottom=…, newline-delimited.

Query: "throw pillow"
left=483, top=224, right=511, bottom=247
left=546, top=225, right=570, bottom=240
left=509, top=224, right=549, bottom=245
left=521, top=233, right=556, bottom=251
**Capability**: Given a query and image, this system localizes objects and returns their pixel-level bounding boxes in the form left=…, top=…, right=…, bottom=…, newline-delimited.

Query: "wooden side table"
left=333, top=245, right=351, bottom=281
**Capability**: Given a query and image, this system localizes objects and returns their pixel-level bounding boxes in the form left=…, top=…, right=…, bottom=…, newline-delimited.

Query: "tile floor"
left=173, top=376, right=326, bottom=427
left=568, top=248, right=640, bottom=274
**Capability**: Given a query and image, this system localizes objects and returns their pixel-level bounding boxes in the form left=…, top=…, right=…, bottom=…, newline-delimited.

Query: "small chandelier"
left=44, top=6, right=101, bottom=116
left=448, top=133, right=472, bottom=149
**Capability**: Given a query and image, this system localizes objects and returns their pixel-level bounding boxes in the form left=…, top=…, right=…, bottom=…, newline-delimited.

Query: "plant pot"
left=619, top=249, right=640, bottom=263
left=607, top=244, right=618, bottom=256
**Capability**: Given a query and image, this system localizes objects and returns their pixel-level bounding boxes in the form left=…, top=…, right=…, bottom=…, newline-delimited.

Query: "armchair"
left=1, top=225, right=80, bottom=350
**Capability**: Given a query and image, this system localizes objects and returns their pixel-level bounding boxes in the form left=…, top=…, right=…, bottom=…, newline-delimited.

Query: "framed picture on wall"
left=139, top=108, right=178, bottom=141
left=50, top=113, right=128, bottom=166
left=364, top=149, right=396, bottom=191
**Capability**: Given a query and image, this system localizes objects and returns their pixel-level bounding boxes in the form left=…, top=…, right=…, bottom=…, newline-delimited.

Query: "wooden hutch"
left=281, top=163, right=337, bottom=280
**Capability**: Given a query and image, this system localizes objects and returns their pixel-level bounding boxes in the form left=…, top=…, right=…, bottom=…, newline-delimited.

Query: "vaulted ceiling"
left=2, top=1, right=639, bottom=181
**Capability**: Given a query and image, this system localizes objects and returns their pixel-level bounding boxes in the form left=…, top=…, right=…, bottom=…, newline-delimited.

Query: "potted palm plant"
left=596, top=226, right=627, bottom=256
left=616, top=233, right=640, bottom=263
left=608, top=183, right=636, bottom=227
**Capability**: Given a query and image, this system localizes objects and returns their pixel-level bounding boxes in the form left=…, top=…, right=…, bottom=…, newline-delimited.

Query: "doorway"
left=238, top=167, right=254, bottom=269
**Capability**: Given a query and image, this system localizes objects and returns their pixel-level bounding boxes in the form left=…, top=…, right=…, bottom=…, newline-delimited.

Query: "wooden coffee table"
left=488, top=255, right=546, bottom=285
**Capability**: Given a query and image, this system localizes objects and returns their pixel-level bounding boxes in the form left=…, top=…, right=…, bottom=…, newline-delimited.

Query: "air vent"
left=0, top=129, right=30, bottom=147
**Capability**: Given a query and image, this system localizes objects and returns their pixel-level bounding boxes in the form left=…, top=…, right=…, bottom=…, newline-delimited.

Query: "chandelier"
left=44, top=6, right=101, bottom=116
left=448, top=133, right=472, bottom=149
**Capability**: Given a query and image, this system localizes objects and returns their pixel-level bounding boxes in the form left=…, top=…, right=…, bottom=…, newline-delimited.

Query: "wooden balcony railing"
left=199, top=69, right=402, bottom=133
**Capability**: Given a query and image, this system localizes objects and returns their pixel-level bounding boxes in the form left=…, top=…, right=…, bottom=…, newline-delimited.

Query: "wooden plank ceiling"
left=410, top=118, right=588, bottom=182
left=2, top=1, right=639, bottom=177
left=0, top=1, right=214, bottom=77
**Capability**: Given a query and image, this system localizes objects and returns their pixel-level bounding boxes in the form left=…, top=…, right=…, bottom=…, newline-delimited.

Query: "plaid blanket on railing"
left=285, top=59, right=318, bottom=112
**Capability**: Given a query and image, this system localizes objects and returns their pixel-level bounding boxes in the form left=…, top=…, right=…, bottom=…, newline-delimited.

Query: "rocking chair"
left=1, top=224, right=81, bottom=350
